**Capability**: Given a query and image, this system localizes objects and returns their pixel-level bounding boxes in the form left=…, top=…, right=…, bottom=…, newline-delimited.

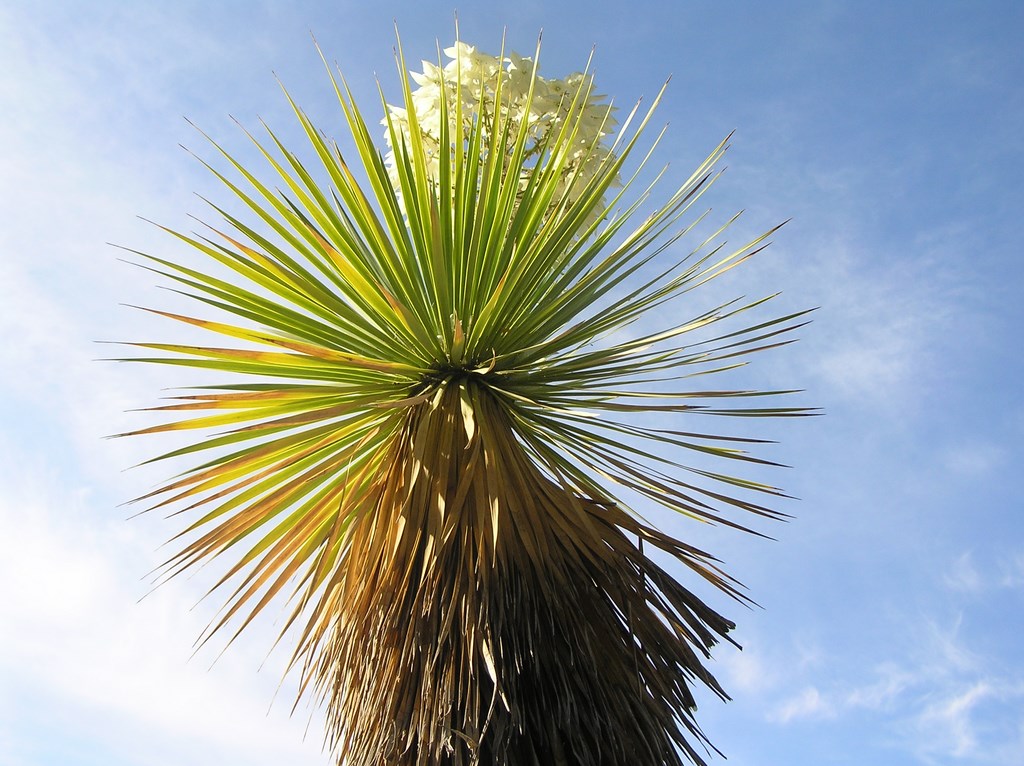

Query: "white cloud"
left=803, top=239, right=948, bottom=414
left=915, top=681, right=993, bottom=758
left=999, top=551, right=1024, bottom=589
left=903, top=679, right=1024, bottom=765
left=842, top=663, right=914, bottom=711
left=0, top=464, right=326, bottom=766
left=941, top=441, right=1006, bottom=478
left=758, top=613, right=1024, bottom=763
left=718, top=642, right=780, bottom=696
left=923, top=614, right=981, bottom=675
left=769, top=686, right=835, bottom=724
left=943, top=550, right=1024, bottom=594
left=767, top=663, right=913, bottom=724
left=945, top=551, right=984, bottom=593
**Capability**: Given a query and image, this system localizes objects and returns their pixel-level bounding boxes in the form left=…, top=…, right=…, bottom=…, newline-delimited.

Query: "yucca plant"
left=116, top=35, right=810, bottom=766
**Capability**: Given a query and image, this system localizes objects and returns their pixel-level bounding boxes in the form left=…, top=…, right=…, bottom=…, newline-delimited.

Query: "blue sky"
left=1, top=2, right=1022, bottom=764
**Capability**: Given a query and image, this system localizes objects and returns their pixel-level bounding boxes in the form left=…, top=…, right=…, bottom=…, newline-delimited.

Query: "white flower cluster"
left=384, top=42, right=618, bottom=221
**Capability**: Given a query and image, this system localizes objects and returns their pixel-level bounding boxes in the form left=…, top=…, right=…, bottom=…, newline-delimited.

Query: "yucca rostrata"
left=117, top=37, right=811, bottom=766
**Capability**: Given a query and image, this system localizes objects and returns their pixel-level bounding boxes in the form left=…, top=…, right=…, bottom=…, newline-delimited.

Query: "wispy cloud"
left=999, top=552, right=1024, bottom=589
left=769, top=686, right=835, bottom=724
left=944, top=549, right=1024, bottom=594
left=760, top=614, right=1024, bottom=763
left=902, top=678, right=1024, bottom=765
left=842, top=663, right=914, bottom=712
left=718, top=641, right=782, bottom=696
left=911, top=681, right=994, bottom=760
left=944, top=551, right=985, bottom=593
left=801, top=238, right=952, bottom=415
left=941, top=441, right=1007, bottom=478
